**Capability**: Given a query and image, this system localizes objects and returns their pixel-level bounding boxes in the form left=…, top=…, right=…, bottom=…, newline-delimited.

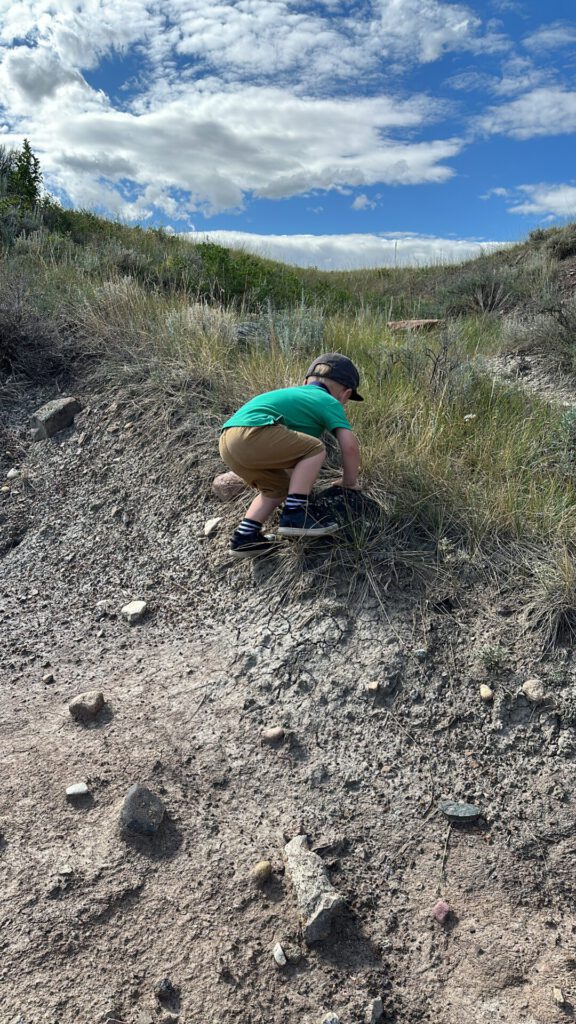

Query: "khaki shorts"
left=219, top=424, right=325, bottom=498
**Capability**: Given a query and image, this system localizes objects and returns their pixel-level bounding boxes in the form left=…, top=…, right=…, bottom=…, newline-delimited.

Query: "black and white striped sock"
left=283, top=493, right=308, bottom=513
left=234, top=517, right=263, bottom=537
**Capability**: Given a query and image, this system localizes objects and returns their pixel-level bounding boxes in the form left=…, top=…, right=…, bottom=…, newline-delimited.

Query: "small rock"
left=6, top=468, right=20, bottom=480
left=121, top=783, right=165, bottom=836
left=250, top=860, right=272, bottom=886
left=553, top=987, right=565, bottom=1006
left=69, top=690, right=105, bottom=722
left=522, top=677, right=546, bottom=703
left=366, top=997, right=384, bottom=1023
left=66, top=783, right=89, bottom=801
left=204, top=517, right=222, bottom=536
left=261, top=726, right=285, bottom=745
left=95, top=599, right=111, bottom=617
left=321, top=1015, right=341, bottom=1024
left=30, top=396, right=82, bottom=440
left=273, top=943, right=287, bottom=966
left=414, top=648, right=428, bottom=660
left=212, top=471, right=247, bottom=501
left=366, top=681, right=380, bottom=694
left=121, top=600, right=147, bottom=624
left=463, top=413, right=477, bottom=422
left=432, top=899, right=450, bottom=923
left=480, top=684, right=494, bottom=702
left=439, top=800, right=482, bottom=823
left=42, top=673, right=55, bottom=685
left=0, top=485, right=10, bottom=493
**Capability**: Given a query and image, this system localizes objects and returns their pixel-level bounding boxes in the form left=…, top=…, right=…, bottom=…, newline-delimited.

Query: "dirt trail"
left=1, top=385, right=576, bottom=1024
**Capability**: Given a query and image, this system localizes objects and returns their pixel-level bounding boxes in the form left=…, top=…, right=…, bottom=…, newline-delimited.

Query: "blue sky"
left=1, top=0, right=576, bottom=268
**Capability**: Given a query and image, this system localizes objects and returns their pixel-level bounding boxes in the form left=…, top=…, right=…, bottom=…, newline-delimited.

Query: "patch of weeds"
left=478, top=644, right=508, bottom=672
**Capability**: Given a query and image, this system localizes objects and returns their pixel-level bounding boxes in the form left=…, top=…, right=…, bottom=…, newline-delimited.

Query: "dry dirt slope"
left=1, top=384, right=576, bottom=1024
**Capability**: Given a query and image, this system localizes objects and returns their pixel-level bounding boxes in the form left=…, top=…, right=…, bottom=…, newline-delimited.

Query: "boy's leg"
left=279, top=451, right=339, bottom=537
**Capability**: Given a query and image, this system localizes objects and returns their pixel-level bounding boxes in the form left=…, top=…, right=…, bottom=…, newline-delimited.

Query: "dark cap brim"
left=350, top=391, right=363, bottom=401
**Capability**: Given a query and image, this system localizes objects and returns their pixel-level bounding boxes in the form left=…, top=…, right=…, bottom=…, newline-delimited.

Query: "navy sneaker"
left=278, top=506, right=340, bottom=538
left=229, top=531, right=279, bottom=558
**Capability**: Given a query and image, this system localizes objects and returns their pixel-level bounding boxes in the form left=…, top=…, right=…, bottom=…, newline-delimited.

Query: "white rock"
left=284, top=835, right=345, bottom=944
left=66, top=783, right=89, bottom=800
left=553, top=987, right=565, bottom=1006
left=261, top=726, right=285, bottom=745
left=522, top=677, right=546, bottom=703
left=6, top=468, right=20, bottom=480
left=121, top=600, right=147, bottom=624
left=480, top=684, right=494, bottom=702
left=322, top=1015, right=341, bottom=1024
left=272, top=943, right=287, bottom=966
left=366, top=997, right=384, bottom=1023
left=204, top=517, right=222, bottom=536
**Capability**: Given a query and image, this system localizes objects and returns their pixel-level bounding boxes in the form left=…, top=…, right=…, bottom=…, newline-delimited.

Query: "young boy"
left=219, top=352, right=362, bottom=557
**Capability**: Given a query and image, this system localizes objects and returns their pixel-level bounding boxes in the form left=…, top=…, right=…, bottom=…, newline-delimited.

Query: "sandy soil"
left=1, top=384, right=575, bottom=1024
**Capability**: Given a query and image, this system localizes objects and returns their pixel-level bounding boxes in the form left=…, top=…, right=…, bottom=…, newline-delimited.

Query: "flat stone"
left=121, top=783, right=165, bottom=836
left=387, top=318, right=444, bottom=332
left=322, top=1015, right=341, bottom=1024
left=366, top=997, right=384, bottom=1023
left=30, top=396, right=82, bottom=440
left=6, top=468, right=20, bottom=480
left=43, top=673, right=55, bottom=684
left=66, top=783, right=89, bottom=801
left=553, top=987, right=566, bottom=1006
left=69, top=690, right=105, bottom=722
left=522, top=677, right=546, bottom=703
left=284, top=835, right=345, bottom=944
left=439, top=800, right=482, bottom=823
left=261, top=726, right=285, bottom=745
left=250, top=860, right=272, bottom=886
left=204, top=517, right=222, bottom=536
left=121, top=600, right=147, bottom=625
left=366, top=681, right=380, bottom=694
left=212, top=471, right=247, bottom=501
left=480, top=684, right=494, bottom=702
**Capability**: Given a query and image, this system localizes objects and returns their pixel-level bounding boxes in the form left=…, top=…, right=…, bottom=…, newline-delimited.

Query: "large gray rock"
left=30, top=397, right=82, bottom=441
left=284, top=835, right=345, bottom=944
left=121, top=784, right=165, bottom=836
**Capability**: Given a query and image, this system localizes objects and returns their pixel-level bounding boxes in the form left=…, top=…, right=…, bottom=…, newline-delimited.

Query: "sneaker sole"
left=278, top=524, right=340, bottom=538
left=230, top=546, right=279, bottom=558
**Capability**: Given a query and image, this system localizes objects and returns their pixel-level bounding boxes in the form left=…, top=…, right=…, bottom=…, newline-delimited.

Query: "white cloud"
left=523, top=22, right=576, bottom=52
left=185, top=229, right=505, bottom=270
left=4, top=84, right=461, bottom=217
left=352, top=194, right=377, bottom=210
left=508, top=183, right=576, bottom=218
left=476, top=87, right=576, bottom=139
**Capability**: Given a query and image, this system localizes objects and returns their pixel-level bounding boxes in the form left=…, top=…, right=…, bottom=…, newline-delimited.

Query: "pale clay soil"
left=1, top=377, right=576, bottom=1024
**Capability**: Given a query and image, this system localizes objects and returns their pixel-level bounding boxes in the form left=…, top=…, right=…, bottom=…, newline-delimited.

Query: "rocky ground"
left=1, top=381, right=576, bottom=1024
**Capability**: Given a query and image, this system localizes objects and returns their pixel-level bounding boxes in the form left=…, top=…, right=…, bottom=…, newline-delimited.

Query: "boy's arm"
left=333, top=428, right=361, bottom=489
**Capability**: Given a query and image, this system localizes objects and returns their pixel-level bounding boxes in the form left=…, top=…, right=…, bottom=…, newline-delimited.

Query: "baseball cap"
left=305, top=352, right=364, bottom=401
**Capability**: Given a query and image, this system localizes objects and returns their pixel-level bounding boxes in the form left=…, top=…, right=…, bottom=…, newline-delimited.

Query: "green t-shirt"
left=222, top=384, right=351, bottom=438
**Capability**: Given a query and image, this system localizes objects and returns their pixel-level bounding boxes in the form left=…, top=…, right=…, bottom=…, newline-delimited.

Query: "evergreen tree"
left=9, top=139, right=43, bottom=208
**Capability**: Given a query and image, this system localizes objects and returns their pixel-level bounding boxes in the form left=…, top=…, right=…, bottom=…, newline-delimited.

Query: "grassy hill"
left=2, top=206, right=576, bottom=644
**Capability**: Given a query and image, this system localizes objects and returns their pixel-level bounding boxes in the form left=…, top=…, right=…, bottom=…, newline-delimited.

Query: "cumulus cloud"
left=8, top=86, right=461, bottom=218
left=185, top=229, right=504, bottom=270
left=476, top=87, right=576, bottom=138
left=352, top=194, right=377, bottom=210
left=508, top=183, right=576, bottom=218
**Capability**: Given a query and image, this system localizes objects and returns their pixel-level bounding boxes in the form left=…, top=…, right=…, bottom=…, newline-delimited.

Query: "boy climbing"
left=219, top=353, right=363, bottom=557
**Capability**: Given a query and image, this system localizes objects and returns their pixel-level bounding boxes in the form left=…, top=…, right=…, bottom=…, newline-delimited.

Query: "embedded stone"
left=366, top=998, right=384, bottom=1023
left=121, top=600, right=147, bottom=624
left=250, top=860, right=272, bottom=886
left=432, top=899, right=450, bottom=923
left=204, top=517, right=222, bottom=536
left=480, top=684, right=494, bottom=702
left=121, top=783, right=165, bottom=836
left=439, top=800, right=482, bottom=823
left=522, top=677, right=546, bottom=703
left=272, top=943, right=287, bottom=966
left=66, top=782, right=89, bottom=801
left=261, top=726, right=285, bottom=745
left=284, top=835, right=345, bottom=944
left=69, top=690, right=105, bottom=722
left=30, top=397, right=82, bottom=440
